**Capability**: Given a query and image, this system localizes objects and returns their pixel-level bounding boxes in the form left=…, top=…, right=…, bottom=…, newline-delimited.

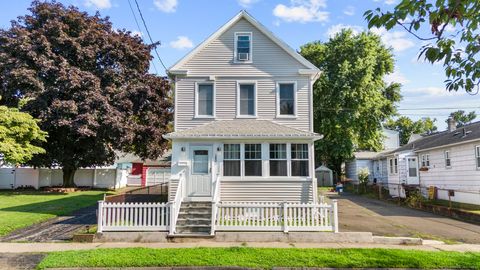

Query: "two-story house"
left=165, top=10, right=321, bottom=207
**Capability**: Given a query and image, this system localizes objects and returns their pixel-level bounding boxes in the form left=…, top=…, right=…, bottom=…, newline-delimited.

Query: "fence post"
left=283, top=202, right=289, bottom=233
left=169, top=202, right=175, bottom=235
left=97, top=200, right=104, bottom=233
left=332, top=199, right=339, bottom=233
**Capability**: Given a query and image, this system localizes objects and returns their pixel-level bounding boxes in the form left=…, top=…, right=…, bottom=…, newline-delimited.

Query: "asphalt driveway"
left=333, top=193, right=480, bottom=244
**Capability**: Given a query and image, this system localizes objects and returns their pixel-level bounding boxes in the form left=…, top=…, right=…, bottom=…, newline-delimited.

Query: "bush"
left=405, top=189, right=425, bottom=208
left=357, top=168, right=370, bottom=194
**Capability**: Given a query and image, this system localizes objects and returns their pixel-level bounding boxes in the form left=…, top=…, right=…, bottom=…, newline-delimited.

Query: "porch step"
left=174, top=202, right=212, bottom=235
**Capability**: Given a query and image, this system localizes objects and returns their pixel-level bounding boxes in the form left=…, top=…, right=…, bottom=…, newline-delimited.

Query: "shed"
left=315, top=165, right=333, bottom=187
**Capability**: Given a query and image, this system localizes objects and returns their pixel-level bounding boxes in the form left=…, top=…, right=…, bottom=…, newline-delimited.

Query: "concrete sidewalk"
left=2, top=241, right=480, bottom=253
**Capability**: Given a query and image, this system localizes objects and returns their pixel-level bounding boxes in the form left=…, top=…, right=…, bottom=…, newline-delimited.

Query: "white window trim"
left=236, top=81, right=258, bottom=118
left=425, top=154, right=430, bottom=167
left=394, top=158, right=398, bottom=174
left=291, top=143, right=309, bottom=177
left=276, top=81, right=297, bottom=118
left=234, top=32, right=253, bottom=64
left=475, top=146, right=480, bottom=169
left=194, top=81, right=216, bottom=119
left=444, top=150, right=452, bottom=168
left=244, top=143, right=263, bottom=177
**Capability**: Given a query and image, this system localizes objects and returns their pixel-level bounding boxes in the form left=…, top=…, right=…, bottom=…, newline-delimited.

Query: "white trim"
left=234, top=32, right=253, bottom=64
left=194, top=81, right=216, bottom=119
left=168, top=10, right=319, bottom=74
left=276, top=81, right=297, bottom=118
left=236, top=81, right=258, bottom=118
left=475, top=145, right=480, bottom=170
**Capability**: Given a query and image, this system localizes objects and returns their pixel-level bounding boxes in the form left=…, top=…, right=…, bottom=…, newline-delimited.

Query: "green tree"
left=447, top=110, right=476, bottom=127
left=384, top=116, right=438, bottom=145
left=300, top=30, right=401, bottom=178
left=0, top=105, right=46, bottom=166
left=365, top=0, right=480, bottom=93
left=0, top=2, right=173, bottom=186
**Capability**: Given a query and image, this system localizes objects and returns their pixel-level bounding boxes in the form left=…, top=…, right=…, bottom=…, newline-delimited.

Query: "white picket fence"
left=97, top=199, right=338, bottom=233
left=215, top=201, right=338, bottom=232
left=97, top=201, right=170, bottom=232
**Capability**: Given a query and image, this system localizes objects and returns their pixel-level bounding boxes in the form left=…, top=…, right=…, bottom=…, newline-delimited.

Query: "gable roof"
left=164, top=119, right=322, bottom=140
left=388, top=121, right=480, bottom=154
left=168, top=10, right=320, bottom=74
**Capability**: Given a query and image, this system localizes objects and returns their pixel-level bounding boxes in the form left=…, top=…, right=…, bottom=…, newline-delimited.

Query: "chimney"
left=447, top=117, right=457, bottom=132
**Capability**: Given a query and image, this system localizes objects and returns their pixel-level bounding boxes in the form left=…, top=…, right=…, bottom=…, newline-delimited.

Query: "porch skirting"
left=95, top=231, right=374, bottom=243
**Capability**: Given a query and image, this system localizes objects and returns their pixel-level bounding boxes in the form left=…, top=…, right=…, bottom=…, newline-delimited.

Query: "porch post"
left=97, top=200, right=104, bottom=233
left=169, top=202, right=176, bottom=235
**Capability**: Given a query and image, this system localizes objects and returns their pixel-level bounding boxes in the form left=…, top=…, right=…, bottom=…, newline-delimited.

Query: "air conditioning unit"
left=238, top=52, right=249, bottom=61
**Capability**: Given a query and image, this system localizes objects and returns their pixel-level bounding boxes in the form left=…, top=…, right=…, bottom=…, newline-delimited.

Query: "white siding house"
left=385, top=120, right=480, bottom=204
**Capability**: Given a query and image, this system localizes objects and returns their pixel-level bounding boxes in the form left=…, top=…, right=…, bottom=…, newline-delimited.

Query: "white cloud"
left=169, top=36, right=193, bottom=49
left=444, top=24, right=456, bottom=33
left=343, top=5, right=355, bottom=16
left=130, top=30, right=143, bottom=37
left=402, top=86, right=462, bottom=97
left=237, top=0, right=259, bottom=7
left=385, top=69, right=410, bottom=85
left=385, top=0, right=397, bottom=4
left=273, top=0, right=329, bottom=23
left=84, top=0, right=112, bottom=9
left=371, top=27, right=415, bottom=52
left=154, top=0, right=177, bottom=13
left=326, top=24, right=363, bottom=38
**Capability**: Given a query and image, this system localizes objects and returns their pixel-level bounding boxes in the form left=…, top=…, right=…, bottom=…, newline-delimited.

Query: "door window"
left=408, top=158, right=417, bottom=177
left=193, top=150, right=209, bottom=174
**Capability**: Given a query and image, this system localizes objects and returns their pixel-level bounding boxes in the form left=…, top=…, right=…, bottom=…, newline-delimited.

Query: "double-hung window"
left=476, top=146, right=480, bottom=169
left=234, top=32, right=252, bottom=62
left=425, top=154, right=430, bottom=167
left=223, top=144, right=240, bottom=176
left=389, top=158, right=398, bottom=174
left=394, top=158, right=398, bottom=174
left=244, top=144, right=262, bottom=176
left=237, top=82, right=256, bottom=117
left=277, top=82, right=296, bottom=116
left=291, top=144, right=309, bottom=176
left=269, top=144, right=287, bottom=176
left=195, top=83, right=214, bottom=117
left=445, top=150, right=451, bottom=168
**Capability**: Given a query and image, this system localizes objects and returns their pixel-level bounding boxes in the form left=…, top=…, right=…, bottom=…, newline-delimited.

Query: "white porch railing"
left=210, top=174, right=221, bottom=235
left=169, top=170, right=185, bottom=235
left=97, top=201, right=170, bottom=232
left=214, top=200, right=338, bottom=232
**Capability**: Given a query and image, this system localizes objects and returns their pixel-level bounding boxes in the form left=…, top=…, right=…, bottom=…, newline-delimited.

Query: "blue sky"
left=1, top=0, right=478, bottom=130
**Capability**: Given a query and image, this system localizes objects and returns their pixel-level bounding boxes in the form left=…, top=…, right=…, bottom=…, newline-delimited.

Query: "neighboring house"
left=385, top=119, right=480, bottom=205
left=345, top=128, right=400, bottom=184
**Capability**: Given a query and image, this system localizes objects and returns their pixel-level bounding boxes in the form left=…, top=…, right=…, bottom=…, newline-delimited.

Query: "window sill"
left=194, top=116, right=215, bottom=119
left=236, top=115, right=257, bottom=119
left=276, top=115, right=297, bottom=119
left=233, top=60, right=253, bottom=64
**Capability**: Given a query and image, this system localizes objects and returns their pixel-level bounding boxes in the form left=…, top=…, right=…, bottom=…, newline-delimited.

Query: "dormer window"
left=234, top=32, right=252, bottom=63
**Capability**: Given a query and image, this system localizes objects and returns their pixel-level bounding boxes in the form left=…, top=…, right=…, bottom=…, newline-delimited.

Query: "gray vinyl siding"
left=175, top=77, right=311, bottom=132
left=181, top=18, right=308, bottom=77
left=345, top=159, right=374, bottom=182
left=220, top=180, right=312, bottom=203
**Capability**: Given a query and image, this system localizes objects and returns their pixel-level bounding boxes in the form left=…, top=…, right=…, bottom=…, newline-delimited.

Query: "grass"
left=37, top=247, right=480, bottom=269
left=0, top=190, right=108, bottom=236
left=426, top=199, right=480, bottom=211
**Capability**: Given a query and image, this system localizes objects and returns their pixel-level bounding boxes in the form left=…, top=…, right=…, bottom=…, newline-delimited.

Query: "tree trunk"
left=62, top=168, right=77, bottom=188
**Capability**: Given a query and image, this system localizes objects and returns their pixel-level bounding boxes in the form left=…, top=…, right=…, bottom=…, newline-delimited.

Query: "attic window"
left=235, top=32, right=252, bottom=62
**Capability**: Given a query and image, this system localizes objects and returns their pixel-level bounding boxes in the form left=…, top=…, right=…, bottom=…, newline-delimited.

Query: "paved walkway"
left=2, top=241, right=480, bottom=253
left=0, top=206, right=96, bottom=242
left=334, top=193, right=480, bottom=244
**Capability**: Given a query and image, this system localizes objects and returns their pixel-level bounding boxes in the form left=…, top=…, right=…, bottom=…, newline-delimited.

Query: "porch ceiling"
left=164, top=119, right=322, bottom=140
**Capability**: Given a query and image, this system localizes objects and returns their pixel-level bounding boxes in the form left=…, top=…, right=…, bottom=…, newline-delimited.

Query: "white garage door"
left=0, top=168, right=15, bottom=189
left=146, top=168, right=170, bottom=186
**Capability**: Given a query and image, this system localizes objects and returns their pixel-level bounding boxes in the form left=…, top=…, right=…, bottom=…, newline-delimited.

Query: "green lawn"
left=0, top=190, right=107, bottom=237
left=37, top=247, right=480, bottom=269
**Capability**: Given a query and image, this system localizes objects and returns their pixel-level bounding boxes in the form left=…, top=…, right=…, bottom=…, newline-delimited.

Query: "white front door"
left=188, top=146, right=212, bottom=198
left=406, top=157, right=419, bottom=185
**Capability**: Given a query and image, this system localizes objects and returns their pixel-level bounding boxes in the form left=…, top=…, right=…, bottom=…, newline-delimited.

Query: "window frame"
left=444, top=150, right=452, bottom=168
left=244, top=143, right=263, bottom=177
left=194, top=81, right=216, bottom=118
left=425, top=154, right=430, bottom=167
left=394, top=158, right=398, bottom=174
left=290, top=143, right=309, bottom=177
left=234, top=32, right=253, bottom=63
left=236, top=81, right=257, bottom=118
left=223, top=144, right=241, bottom=177
left=269, top=143, right=288, bottom=177
left=476, top=146, right=480, bottom=170
left=276, top=81, right=297, bottom=118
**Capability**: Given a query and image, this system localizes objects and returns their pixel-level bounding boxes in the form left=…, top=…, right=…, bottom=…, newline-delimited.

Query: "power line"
left=133, top=0, right=169, bottom=74
left=127, top=0, right=159, bottom=74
